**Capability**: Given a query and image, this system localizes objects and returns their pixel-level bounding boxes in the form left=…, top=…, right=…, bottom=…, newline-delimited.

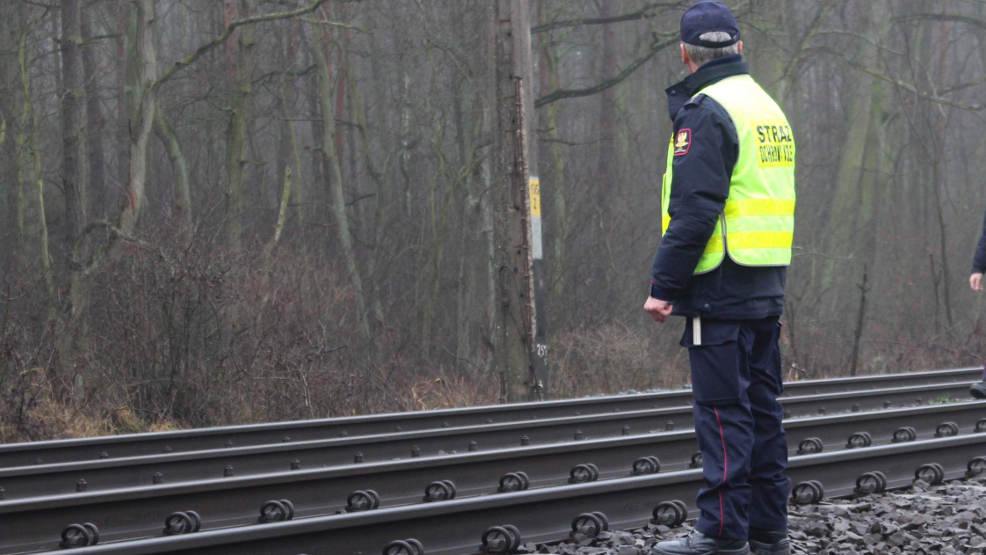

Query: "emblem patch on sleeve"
left=673, top=128, right=692, bottom=156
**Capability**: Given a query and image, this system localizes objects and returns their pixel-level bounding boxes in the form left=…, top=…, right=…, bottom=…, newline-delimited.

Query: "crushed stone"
left=512, top=477, right=986, bottom=554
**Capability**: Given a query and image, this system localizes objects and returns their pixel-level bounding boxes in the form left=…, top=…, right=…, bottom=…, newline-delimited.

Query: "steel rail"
left=0, top=381, right=974, bottom=499
left=1, top=367, right=978, bottom=468
left=1, top=380, right=975, bottom=499
left=3, top=401, right=984, bottom=553
left=48, top=433, right=986, bottom=555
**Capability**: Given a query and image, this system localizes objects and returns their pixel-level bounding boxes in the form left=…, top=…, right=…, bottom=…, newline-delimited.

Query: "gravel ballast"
left=514, top=477, right=986, bottom=554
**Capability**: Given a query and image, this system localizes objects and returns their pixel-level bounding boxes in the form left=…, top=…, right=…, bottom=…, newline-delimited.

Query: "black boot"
left=971, top=381, right=986, bottom=399
left=749, top=537, right=790, bottom=555
left=652, top=530, right=750, bottom=555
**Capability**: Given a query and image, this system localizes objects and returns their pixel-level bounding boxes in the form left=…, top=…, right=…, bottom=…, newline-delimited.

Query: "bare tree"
left=7, top=0, right=986, bottom=439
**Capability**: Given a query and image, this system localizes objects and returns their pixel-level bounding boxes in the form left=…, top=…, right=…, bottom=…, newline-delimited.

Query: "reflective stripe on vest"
left=661, top=74, right=795, bottom=274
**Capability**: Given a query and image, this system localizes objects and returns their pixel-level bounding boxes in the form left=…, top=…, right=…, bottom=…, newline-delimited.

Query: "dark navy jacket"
left=649, top=55, right=786, bottom=320
left=975, top=205, right=986, bottom=273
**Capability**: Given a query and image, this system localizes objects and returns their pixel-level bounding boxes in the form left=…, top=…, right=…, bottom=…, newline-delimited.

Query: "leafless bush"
left=0, top=272, right=112, bottom=441
left=551, top=321, right=688, bottom=397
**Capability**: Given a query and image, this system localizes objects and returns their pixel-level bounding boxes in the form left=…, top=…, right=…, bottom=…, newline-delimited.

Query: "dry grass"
left=1, top=367, right=114, bottom=442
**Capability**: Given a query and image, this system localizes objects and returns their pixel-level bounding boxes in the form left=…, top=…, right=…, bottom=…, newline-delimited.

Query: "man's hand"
left=644, top=296, right=673, bottom=323
left=971, top=272, right=983, bottom=292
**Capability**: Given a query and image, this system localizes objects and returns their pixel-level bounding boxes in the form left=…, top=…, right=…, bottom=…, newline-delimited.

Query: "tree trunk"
left=115, top=4, right=131, bottom=222
left=17, top=11, right=55, bottom=315
left=346, top=53, right=386, bottom=328
left=313, top=7, right=370, bottom=340
left=81, top=6, right=106, bottom=221
left=255, top=164, right=293, bottom=326
left=58, top=0, right=95, bottom=394
left=223, top=0, right=254, bottom=250
left=451, top=9, right=488, bottom=370
left=61, top=0, right=86, bottom=248
left=153, top=100, right=192, bottom=238
left=595, top=0, right=617, bottom=229
left=0, top=109, right=11, bottom=274
left=818, top=2, right=883, bottom=320
left=492, top=0, right=543, bottom=401
left=930, top=20, right=955, bottom=329
left=1, top=8, right=23, bottom=273
left=285, top=21, right=306, bottom=246
left=119, top=0, right=157, bottom=235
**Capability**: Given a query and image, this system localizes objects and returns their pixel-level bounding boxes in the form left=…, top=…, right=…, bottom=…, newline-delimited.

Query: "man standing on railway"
left=643, top=2, right=794, bottom=554
left=968, top=205, right=986, bottom=399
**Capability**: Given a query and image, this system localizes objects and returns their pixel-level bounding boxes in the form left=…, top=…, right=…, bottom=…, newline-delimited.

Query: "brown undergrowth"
left=0, top=233, right=979, bottom=443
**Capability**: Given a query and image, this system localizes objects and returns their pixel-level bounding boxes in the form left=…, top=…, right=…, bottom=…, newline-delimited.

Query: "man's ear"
left=680, top=43, right=689, bottom=66
left=737, top=40, right=743, bottom=54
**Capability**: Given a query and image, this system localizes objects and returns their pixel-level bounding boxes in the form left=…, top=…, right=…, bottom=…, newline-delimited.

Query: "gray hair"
left=683, top=31, right=740, bottom=66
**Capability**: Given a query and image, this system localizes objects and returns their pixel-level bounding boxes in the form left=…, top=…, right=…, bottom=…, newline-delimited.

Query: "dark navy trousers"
left=680, top=316, right=790, bottom=541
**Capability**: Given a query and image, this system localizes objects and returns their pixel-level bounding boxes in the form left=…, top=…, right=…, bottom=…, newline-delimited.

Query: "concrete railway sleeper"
left=0, top=367, right=978, bottom=469
left=0, top=381, right=975, bottom=499
left=2, top=401, right=984, bottom=553
left=37, top=434, right=986, bottom=555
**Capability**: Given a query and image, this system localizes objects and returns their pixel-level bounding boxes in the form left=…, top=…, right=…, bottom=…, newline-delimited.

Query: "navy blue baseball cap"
left=680, top=1, right=740, bottom=47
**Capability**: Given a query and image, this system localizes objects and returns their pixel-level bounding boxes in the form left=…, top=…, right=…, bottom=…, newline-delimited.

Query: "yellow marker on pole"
left=529, top=177, right=543, bottom=260
left=529, top=177, right=541, bottom=217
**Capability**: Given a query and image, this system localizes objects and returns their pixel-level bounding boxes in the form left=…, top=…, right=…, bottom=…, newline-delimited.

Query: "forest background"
left=3, top=0, right=986, bottom=442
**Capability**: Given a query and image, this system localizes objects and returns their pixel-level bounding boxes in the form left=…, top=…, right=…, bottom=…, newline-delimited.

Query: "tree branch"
left=940, top=74, right=986, bottom=96
left=297, top=16, right=369, bottom=33
left=535, top=35, right=677, bottom=108
left=810, top=45, right=985, bottom=111
left=73, top=219, right=167, bottom=279
left=892, top=13, right=986, bottom=30
left=531, top=2, right=674, bottom=34
left=152, top=0, right=332, bottom=92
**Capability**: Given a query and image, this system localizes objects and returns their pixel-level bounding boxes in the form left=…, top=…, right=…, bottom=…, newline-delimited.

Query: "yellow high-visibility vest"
left=661, top=74, right=796, bottom=274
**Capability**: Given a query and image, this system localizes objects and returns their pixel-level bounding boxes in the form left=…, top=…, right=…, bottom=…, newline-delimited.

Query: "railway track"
left=0, top=381, right=972, bottom=498
left=1, top=367, right=978, bottom=468
left=0, top=367, right=982, bottom=554
left=2, top=401, right=984, bottom=553
left=33, top=434, right=986, bottom=555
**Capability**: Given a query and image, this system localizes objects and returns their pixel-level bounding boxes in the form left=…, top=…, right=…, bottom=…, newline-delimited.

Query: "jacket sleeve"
left=974, top=206, right=986, bottom=273
left=650, top=98, right=737, bottom=301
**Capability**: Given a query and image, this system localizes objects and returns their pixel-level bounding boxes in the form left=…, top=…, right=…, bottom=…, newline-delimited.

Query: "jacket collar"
left=665, top=54, right=749, bottom=120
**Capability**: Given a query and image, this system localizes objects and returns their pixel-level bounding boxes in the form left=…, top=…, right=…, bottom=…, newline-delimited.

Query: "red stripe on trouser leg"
left=714, top=407, right=728, bottom=537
